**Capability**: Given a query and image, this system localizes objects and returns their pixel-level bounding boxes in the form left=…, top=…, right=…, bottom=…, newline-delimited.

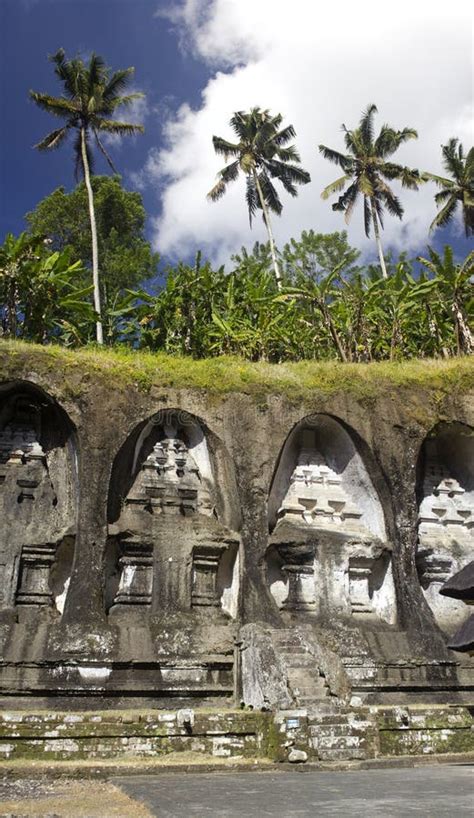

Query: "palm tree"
left=319, top=104, right=421, bottom=279
left=30, top=49, right=144, bottom=343
left=424, top=139, right=474, bottom=237
left=208, top=108, right=310, bottom=287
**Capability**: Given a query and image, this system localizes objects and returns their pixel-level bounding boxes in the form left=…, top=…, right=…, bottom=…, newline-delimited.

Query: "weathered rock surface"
left=0, top=346, right=473, bottom=708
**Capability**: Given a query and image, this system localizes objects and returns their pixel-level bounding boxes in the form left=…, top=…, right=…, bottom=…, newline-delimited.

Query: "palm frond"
left=211, top=135, right=241, bottom=158
left=422, top=171, right=456, bottom=190
left=218, top=160, right=240, bottom=184
left=272, top=123, right=296, bottom=146
left=431, top=195, right=459, bottom=233
left=49, top=49, right=77, bottom=99
left=442, top=138, right=464, bottom=181
left=358, top=172, right=374, bottom=196
left=29, top=91, right=78, bottom=118
left=87, top=53, right=106, bottom=97
left=93, top=128, right=118, bottom=173
left=207, top=179, right=227, bottom=202
left=380, top=187, right=404, bottom=219
left=343, top=126, right=365, bottom=158
left=381, top=163, right=421, bottom=189
left=464, top=146, right=474, bottom=178
left=258, top=171, right=282, bottom=216
left=102, top=67, right=135, bottom=103
left=429, top=194, right=458, bottom=232
left=434, top=188, right=454, bottom=205
left=374, top=126, right=397, bottom=157
left=106, top=92, right=145, bottom=112
left=360, top=103, right=377, bottom=149
left=318, top=144, right=352, bottom=170
left=264, top=159, right=310, bottom=189
left=34, top=126, right=70, bottom=151
left=94, top=119, right=144, bottom=134
left=321, top=174, right=350, bottom=200
left=230, top=110, right=253, bottom=141
left=274, top=144, right=301, bottom=163
left=343, top=183, right=359, bottom=223
left=245, top=176, right=258, bottom=226
left=393, top=127, right=418, bottom=147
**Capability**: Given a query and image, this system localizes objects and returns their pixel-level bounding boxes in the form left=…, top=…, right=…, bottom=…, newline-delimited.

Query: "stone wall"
left=0, top=706, right=472, bottom=764
left=0, top=347, right=473, bottom=708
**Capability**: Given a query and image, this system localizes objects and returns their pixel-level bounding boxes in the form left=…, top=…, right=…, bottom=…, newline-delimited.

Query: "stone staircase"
left=307, top=706, right=376, bottom=761
left=271, top=629, right=330, bottom=707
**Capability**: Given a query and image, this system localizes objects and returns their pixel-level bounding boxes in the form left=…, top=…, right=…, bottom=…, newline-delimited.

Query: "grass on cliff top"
left=1, top=339, right=473, bottom=401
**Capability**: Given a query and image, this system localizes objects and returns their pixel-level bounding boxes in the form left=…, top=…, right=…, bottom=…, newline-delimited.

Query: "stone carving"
left=0, top=392, right=76, bottom=617
left=109, top=418, right=238, bottom=619
left=111, top=541, right=153, bottom=609
left=125, top=430, right=214, bottom=517
left=417, top=450, right=474, bottom=630
left=191, top=545, right=227, bottom=607
left=268, top=427, right=393, bottom=622
left=15, top=543, right=56, bottom=607
left=277, top=437, right=367, bottom=535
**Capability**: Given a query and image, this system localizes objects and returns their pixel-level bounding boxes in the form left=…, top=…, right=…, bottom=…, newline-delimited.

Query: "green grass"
left=1, top=339, right=473, bottom=403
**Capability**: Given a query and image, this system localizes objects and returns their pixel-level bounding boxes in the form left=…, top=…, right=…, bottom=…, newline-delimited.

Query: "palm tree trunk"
left=370, top=199, right=388, bottom=279
left=80, top=126, right=103, bottom=344
left=253, top=171, right=282, bottom=289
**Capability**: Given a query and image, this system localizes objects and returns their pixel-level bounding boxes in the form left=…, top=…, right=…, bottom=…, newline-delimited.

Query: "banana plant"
left=417, top=247, right=474, bottom=355
left=0, top=233, right=94, bottom=343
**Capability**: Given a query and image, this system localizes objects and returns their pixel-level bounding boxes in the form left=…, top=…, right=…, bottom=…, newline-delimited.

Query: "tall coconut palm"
left=319, top=104, right=421, bottom=279
left=208, top=108, right=311, bottom=287
left=424, top=139, right=474, bottom=237
left=30, top=49, right=144, bottom=343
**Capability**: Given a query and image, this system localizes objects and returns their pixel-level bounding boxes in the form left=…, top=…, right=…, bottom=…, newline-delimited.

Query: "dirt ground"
left=0, top=778, right=152, bottom=818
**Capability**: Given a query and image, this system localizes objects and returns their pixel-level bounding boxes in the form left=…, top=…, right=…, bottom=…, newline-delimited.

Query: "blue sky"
left=0, top=0, right=472, bottom=270
left=0, top=0, right=209, bottom=247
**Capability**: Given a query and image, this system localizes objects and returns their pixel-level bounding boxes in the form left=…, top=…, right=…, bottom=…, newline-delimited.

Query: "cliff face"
left=0, top=342, right=473, bottom=708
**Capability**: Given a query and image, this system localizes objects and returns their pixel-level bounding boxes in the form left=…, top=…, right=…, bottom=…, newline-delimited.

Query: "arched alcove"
left=416, top=421, right=474, bottom=632
left=105, top=408, right=240, bottom=621
left=266, top=414, right=395, bottom=623
left=0, top=381, right=77, bottom=619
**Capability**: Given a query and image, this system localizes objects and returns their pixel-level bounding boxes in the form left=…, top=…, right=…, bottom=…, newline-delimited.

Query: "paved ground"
left=116, top=765, right=474, bottom=818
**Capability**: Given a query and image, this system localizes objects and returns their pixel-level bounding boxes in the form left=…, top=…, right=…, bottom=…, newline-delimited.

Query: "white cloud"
left=149, top=0, right=473, bottom=265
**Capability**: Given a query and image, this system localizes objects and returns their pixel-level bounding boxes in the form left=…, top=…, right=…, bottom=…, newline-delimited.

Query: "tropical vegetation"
left=25, top=176, right=159, bottom=302
left=1, top=56, right=472, bottom=368
left=424, top=139, right=474, bottom=237
left=319, top=104, right=421, bottom=279
left=3, top=227, right=471, bottom=364
left=208, top=108, right=310, bottom=287
left=0, top=232, right=93, bottom=344
left=30, top=48, right=144, bottom=343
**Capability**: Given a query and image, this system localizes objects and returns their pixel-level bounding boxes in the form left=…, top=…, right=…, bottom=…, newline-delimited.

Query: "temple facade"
left=0, top=365, right=473, bottom=711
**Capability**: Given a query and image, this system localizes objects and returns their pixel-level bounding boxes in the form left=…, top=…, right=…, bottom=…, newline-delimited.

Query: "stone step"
left=317, top=748, right=368, bottom=761
left=315, top=734, right=365, bottom=750
left=280, top=655, right=316, bottom=668
left=287, top=667, right=326, bottom=682
left=272, top=637, right=307, bottom=649
left=311, top=716, right=373, bottom=729
left=276, top=645, right=308, bottom=655
left=311, top=724, right=355, bottom=738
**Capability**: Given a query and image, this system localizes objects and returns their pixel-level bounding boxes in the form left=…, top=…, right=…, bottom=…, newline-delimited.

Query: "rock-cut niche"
left=416, top=422, right=474, bottom=632
left=0, top=382, right=77, bottom=621
left=266, top=415, right=395, bottom=623
left=106, top=410, right=241, bottom=622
